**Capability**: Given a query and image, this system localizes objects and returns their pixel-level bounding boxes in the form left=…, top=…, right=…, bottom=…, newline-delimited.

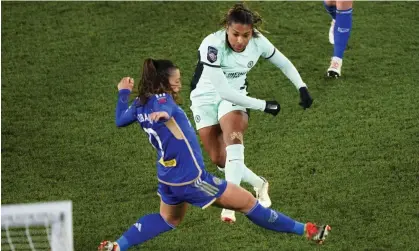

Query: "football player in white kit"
left=189, top=3, right=313, bottom=223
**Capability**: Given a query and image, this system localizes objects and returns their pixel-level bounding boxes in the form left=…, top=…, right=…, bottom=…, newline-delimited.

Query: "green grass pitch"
left=2, top=2, right=419, bottom=250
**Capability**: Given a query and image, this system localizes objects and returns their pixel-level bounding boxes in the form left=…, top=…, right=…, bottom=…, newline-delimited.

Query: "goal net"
left=1, top=201, right=74, bottom=251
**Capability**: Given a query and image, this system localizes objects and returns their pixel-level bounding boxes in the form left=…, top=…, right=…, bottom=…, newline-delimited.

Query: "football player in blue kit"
left=98, top=58, right=330, bottom=251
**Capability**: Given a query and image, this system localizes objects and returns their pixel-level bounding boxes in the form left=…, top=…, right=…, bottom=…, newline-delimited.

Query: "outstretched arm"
left=267, top=49, right=307, bottom=90
left=204, top=65, right=266, bottom=111
left=268, top=52, right=313, bottom=109
left=259, top=34, right=313, bottom=109
left=115, top=77, right=137, bottom=127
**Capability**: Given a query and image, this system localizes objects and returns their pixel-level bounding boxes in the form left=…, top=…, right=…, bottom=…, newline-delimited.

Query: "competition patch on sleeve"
left=156, top=94, right=167, bottom=104
left=207, top=46, right=218, bottom=63
left=158, top=97, right=167, bottom=104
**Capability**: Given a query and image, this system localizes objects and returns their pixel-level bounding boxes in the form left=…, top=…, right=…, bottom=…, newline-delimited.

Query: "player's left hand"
left=299, top=87, right=313, bottom=109
left=150, top=112, right=170, bottom=122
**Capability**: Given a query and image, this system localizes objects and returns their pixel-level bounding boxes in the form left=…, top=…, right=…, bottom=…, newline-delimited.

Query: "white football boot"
left=254, top=177, right=271, bottom=208
left=98, top=241, right=119, bottom=251
left=327, top=56, right=342, bottom=78
left=221, top=208, right=236, bottom=223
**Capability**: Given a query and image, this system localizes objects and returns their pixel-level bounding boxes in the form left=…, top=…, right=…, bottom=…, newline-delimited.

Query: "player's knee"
left=160, top=213, right=183, bottom=227
left=226, top=131, right=243, bottom=145
left=324, top=0, right=336, bottom=6
left=336, top=0, right=352, bottom=9
left=223, top=184, right=257, bottom=213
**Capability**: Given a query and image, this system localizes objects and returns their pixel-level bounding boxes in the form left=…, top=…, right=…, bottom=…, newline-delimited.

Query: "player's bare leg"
left=198, top=117, right=270, bottom=213
left=198, top=125, right=226, bottom=168
left=159, top=200, right=188, bottom=227
left=218, top=111, right=271, bottom=223
left=220, top=112, right=270, bottom=209
left=214, top=182, right=331, bottom=244
left=99, top=201, right=187, bottom=251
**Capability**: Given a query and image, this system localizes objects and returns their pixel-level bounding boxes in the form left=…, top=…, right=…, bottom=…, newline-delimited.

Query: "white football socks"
left=224, top=144, right=264, bottom=189
left=242, top=164, right=264, bottom=189
left=224, top=144, right=245, bottom=185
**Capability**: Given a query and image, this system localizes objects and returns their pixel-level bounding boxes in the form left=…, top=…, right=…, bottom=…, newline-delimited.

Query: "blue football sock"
left=323, top=1, right=336, bottom=19
left=116, top=213, right=174, bottom=251
left=246, top=203, right=305, bottom=235
left=334, top=8, right=353, bottom=59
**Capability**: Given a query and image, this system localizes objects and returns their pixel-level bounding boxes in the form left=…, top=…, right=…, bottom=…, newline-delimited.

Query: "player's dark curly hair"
left=138, top=58, right=180, bottom=105
left=220, top=2, right=265, bottom=38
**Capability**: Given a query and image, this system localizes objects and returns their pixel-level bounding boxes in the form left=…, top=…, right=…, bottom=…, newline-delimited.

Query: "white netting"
left=1, top=201, right=73, bottom=251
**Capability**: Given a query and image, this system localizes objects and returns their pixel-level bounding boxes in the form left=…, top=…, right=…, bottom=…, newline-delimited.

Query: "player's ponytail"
left=138, top=58, right=180, bottom=105
left=220, top=2, right=266, bottom=37
left=138, top=58, right=157, bottom=105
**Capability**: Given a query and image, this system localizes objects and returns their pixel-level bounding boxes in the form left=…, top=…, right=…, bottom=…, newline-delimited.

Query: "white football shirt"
left=191, top=29, right=276, bottom=97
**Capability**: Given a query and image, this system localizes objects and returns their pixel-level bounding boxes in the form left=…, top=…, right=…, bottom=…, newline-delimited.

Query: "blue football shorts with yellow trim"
left=157, top=170, right=227, bottom=209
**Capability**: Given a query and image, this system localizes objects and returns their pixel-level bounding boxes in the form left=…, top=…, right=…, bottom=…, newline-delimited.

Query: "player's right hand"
left=150, top=112, right=170, bottom=122
left=117, top=77, right=134, bottom=91
left=264, top=100, right=280, bottom=116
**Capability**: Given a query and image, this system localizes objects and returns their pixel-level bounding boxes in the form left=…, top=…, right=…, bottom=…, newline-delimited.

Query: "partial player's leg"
left=219, top=110, right=248, bottom=186
left=327, top=0, right=353, bottom=78
left=198, top=125, right=226, bottom=168
left=99, top=198, right=187, bottom=251
left=190, top=102, right=227, bottom=168
left=323, top=0, right=337, bottom=44
left=218, top=103, right=271, bottom=223
left=219, top=107, right=271, bottom=205
left=214, top=182, right=331, bottom=244
left=218, top=165, right=270, bottom=209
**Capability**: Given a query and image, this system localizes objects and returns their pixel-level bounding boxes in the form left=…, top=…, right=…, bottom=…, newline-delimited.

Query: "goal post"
left=1, top=200, right=74, bottom=251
